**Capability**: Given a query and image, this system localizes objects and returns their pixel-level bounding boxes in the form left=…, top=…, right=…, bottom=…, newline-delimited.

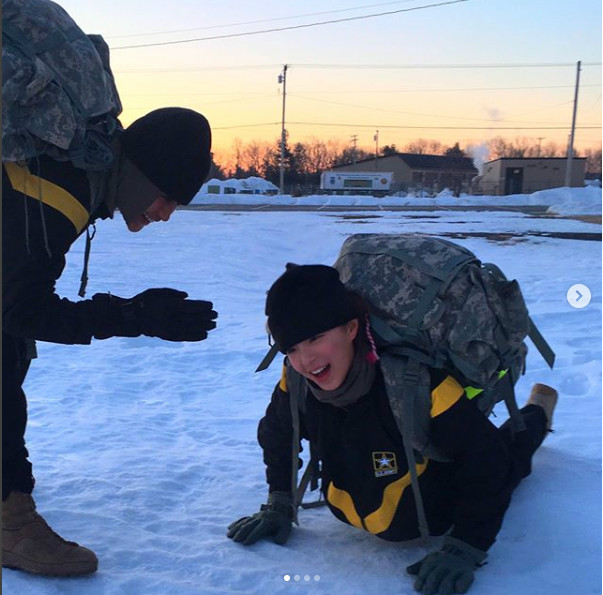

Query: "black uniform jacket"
left=258, top=363, right=517, bottom=552
left=3, top=158, right=112, bottom=344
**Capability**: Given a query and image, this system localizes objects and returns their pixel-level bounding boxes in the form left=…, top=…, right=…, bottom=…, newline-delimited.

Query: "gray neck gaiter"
left=307, top=345, right=376, bottom=409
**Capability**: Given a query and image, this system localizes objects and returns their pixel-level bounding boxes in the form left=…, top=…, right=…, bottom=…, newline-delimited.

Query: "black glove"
left=227, top=491, right=293, bottom=546
left=406, top=537, right=487, bottom=595
left=92, top=289, right=217, bottom=341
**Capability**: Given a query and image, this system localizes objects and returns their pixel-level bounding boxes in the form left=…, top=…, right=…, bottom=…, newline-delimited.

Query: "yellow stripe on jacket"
left=279, top=364, right=288, bottom=392
left=324, top=375, right=462, bottom=535
left=327, top=460, right=429, bottom=534
left=431, top=375, right=464, bottom=418
left=4, top=162, right=89, bottom=234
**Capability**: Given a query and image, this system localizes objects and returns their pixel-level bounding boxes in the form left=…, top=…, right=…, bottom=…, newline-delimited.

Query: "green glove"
left=227, top=492, right=293, bottom=546
left=406, top=537, right=487, bottom=595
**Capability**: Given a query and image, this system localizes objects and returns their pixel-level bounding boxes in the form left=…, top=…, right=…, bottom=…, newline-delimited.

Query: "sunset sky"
left=57, top=0, right=601, bottom=163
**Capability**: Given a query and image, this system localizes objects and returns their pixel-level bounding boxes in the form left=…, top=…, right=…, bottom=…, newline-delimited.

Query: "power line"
left=211, top=121, right=601, bottom=131
left=288, top=93, right=583, bottom=124
left=123, top=90, right=277, bottom=98
left=112, top=62, right=602, bottom=73
left=106, top=0, right=421, bottom=39
left=111, top=0, right=468, bottom=49
left=115, top=65, right=281, bottom=73
left=294, top=62, right=602, bottom=69
left=266, top=121, right=601, bottom=131
left=289, top=84, right=602, bottom=95
left=213, top=122, right=281, bottom=130
left=123, top=94, right=278, bottom=109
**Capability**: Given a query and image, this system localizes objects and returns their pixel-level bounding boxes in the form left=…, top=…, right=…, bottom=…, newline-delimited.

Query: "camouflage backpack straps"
left=284, top=362, right=324, bottom=521
left=334, top=232, right=555, bottom=539
left=2, top=0, right=122, bottom=170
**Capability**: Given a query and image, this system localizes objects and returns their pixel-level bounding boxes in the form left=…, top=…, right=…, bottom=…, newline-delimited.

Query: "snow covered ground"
left=3, top=188, right=601, bottom=594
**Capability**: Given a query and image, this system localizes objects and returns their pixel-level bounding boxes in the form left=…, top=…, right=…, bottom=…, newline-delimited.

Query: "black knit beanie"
left=120, top=107, right=212, bottom=205
left=266, top=264, right=362, bottom=353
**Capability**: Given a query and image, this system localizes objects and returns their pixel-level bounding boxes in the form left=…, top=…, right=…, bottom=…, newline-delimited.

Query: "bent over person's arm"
left=2, top=161, right=216, bottom=344
left=227, top=374, right=303, bottom=545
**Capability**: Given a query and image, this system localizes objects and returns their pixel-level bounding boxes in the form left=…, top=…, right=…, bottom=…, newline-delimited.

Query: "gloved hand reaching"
left=92, top=288, right=217, bottom=342
left=406, top=537, right=487, bottom=595
left=227, top=491, right=293, bottom=546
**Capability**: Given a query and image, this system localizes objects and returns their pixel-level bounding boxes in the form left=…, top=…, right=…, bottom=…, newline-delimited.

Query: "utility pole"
left=278, top=64, right=288, bottom=194
left=565, top=60, right=581, bottom=187
left=374, top=130, right=379, bottom=170
left=351, top=134, right=358, bottom=170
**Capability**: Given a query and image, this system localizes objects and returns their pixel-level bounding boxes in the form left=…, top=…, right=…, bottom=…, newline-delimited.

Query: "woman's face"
left=287, top=319, right=359, bottom=391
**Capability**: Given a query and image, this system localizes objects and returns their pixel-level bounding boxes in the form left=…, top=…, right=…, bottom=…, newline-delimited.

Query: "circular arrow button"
left=567, top=284, right=592, bottom=309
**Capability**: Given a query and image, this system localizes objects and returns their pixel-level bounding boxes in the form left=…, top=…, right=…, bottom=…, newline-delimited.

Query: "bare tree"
left=403, top=138, right=444, bottom=155
left=427, top=139, right=444, bottom=154
left=211, top=136, right=602, bottom=182
left=487, top=137, right=566, bottom=160
left=584, top=146, right=602, bottom=174
left=404, top=138, right=430, bottom=154
left=241, top=141, right=268, bottom=177
left=540, top=141, right=564, bottom=158
left=304, top=137, right=339, bottom=175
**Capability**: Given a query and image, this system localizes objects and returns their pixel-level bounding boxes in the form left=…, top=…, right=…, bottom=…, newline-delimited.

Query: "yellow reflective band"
left=363, top=461, right=428, bottom=534
left=465, top=370, right=508, bottom=400
left=4, top=162, right=89, bottom=234
left=327, top=482, right=363, bottom=529
left=279, top=365, right=288, bottom=392
left=327, top=460, right=429, bottom=535
left=431, top=376, right=464, bottom=417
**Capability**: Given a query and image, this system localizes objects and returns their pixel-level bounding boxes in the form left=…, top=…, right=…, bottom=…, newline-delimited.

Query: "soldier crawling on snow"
left=227, top=263, right=558, bottom=595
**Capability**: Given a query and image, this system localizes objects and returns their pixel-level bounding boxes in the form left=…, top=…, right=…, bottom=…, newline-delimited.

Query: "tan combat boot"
left=527, top=383, right=558, bottom=431
left=2, top=491, right=98, bottom=576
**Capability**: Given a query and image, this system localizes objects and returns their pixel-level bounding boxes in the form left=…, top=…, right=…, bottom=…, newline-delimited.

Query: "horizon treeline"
left=210, top=136, right=602, bottom=190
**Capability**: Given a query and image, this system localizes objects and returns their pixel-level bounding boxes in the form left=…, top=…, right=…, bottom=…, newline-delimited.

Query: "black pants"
left=2, top=332, right=35, bottom=500
left=499, top=404, right=548, bottom=487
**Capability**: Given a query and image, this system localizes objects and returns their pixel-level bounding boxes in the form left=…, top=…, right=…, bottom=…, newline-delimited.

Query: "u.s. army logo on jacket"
left=372, top=452, right=398, bottom=477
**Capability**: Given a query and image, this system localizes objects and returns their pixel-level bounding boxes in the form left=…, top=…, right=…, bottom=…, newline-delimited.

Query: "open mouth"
left=311, top=364, right=330, bottom=380
left=142, top=211, right=154, bottom=224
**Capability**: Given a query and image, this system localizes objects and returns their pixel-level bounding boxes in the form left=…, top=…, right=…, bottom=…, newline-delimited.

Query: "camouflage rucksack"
left=258, top=233, right=555, bottom=535
left=2, top=0, right=123, bottom=170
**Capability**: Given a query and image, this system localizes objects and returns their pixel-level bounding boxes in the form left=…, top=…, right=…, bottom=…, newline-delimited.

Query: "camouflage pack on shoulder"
left=2, top=0, right=123, bottom=170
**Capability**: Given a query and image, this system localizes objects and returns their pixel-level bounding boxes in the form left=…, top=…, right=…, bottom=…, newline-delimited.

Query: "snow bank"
left=191, top=186, right=602, bottom=215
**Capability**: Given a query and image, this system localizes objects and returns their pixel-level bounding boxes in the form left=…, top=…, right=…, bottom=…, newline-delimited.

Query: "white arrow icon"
left=567, top=284, right=591, bottom=309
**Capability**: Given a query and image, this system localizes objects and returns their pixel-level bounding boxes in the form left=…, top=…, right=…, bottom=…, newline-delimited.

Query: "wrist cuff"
left=266, top=491, right=294, bottom=518
left=442, top=537, right=487, bottom=566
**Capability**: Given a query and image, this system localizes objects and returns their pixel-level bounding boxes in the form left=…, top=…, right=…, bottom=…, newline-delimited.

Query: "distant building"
left=328, top=153, right=478, bottom=195
left=477, top=157, right=587, bottom=196
left=200, top=177, right=279, bottom=195
left=320, top=171, right=393, bottom=195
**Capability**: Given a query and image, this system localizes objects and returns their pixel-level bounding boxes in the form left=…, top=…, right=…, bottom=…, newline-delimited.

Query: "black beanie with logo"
left=120, top=107, right=212, bottom=205
left=265, top=264, right=362, bottom=353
